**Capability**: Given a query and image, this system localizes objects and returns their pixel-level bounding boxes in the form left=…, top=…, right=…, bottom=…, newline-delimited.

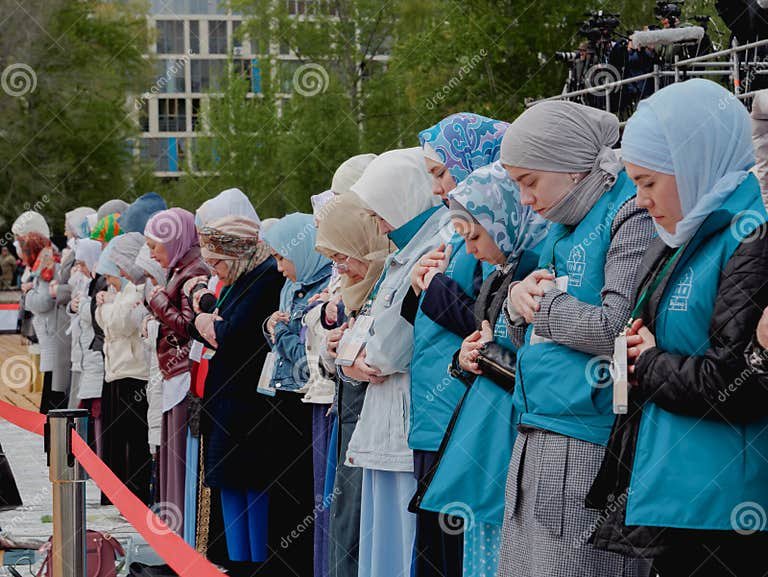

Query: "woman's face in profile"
left=503, top=166, right=581, bottom=218
left=425, top=157, right=457, bottom=202
left=625, top=161, right=682, bottom=234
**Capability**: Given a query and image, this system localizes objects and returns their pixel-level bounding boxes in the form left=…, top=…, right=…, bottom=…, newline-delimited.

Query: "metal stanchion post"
left=46, top=409, right=88, bottom=577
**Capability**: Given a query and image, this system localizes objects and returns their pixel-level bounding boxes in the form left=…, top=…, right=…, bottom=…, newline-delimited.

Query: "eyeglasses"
left=330, top=254, right=351, bottom=273
left=205, top=258, right=223, bottom=271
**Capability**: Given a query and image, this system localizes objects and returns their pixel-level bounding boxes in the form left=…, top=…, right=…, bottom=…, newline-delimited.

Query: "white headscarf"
left=331, top=153, right=377, bottom=195
left=351, top=147, right=439, bottom=229
left=195, top=188, right=260, bottom=228
left=74, top=238, right=102, bottom=274
left=65, top=207, right=96, bottom=239
left=12, top=211, right=50, bottom=238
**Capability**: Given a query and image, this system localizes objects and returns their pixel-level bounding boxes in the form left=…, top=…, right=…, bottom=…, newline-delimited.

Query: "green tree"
left=0, top=0, right=151, bottom=236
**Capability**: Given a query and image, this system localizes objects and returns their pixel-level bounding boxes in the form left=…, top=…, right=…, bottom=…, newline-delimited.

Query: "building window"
left=232, top=21, right=242, bottom=50
left=278, top=60, right=300, bottom=93
left=156, top=20, right=184, bottom=54
left=155, top=59, right=186, bottom=93
left=141, top=137, right=184, bottom=172
left=191, top=98, right=202, bottom=131
left=151, top=0, right=222, bottom=15
left=208, top=20, right=227, bottom=54
left=191, top=60, right=226, bottom=92
left=138, top=100, right=149, bottom=132
left=158, top=98, right=187, bottom=132
left=189, top=20, right=200, bottom=54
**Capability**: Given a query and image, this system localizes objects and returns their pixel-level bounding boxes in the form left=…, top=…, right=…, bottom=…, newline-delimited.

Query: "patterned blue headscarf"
left=621, top=79, right=755, bottom=247
left=449, top=161, right=550, bottom=266
left=418, top=112, right=509, bottom=183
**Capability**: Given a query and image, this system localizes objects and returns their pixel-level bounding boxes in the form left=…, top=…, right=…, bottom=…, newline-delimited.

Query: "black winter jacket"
left=586, top=228, right=768, bottom=557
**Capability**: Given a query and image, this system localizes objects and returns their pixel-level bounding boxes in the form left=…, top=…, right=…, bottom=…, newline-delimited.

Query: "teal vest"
left=409, top=233, right=493, bottom=451
left=420, top=312, right=518, bottom=525
left=626, top=174, right=768, bottom=530
left=514, top=171, right=636, bottom=446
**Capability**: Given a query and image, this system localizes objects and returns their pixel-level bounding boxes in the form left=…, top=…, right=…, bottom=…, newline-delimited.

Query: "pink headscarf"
left=144, top=208, right=199, bottom=269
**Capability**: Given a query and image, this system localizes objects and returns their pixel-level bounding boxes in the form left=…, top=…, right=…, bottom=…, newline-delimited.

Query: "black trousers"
left=412, top=449, right=463, bottom=577
left=39, top=371, right=66, bottom=414
left=101, top=378, right=152, bottom=505
left=654, top=533, right=768, bottom=577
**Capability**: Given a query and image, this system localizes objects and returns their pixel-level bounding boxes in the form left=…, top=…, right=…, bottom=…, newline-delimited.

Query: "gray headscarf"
left=135, top=243, right=166, bottom=287
left=109, top=232, right=146, bottom=284
left=500, top=101, right=623, bottom=225
left=97, top=199, right=129, bottom=220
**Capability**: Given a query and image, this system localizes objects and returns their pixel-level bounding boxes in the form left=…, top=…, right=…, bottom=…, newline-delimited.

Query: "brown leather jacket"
left=147, top=245, right=209, bottom=379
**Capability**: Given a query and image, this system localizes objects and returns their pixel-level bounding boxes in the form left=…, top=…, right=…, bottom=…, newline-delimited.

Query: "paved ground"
left=0, top=335, right=161, bottom=575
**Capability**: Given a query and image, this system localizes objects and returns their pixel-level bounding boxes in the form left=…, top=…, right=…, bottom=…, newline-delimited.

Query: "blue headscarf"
left=261, top=213, right=332, bottom=310
left=621, top=79, right=755, bottom=247
left=449, top=161, right=550, bottom=267
left=418, top=112, right=509, bottom=183
left=118, top=192, right=167, bottom=234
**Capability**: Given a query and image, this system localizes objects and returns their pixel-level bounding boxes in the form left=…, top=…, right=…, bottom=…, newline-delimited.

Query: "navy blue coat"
left=198, top=257, right=283, bottom=489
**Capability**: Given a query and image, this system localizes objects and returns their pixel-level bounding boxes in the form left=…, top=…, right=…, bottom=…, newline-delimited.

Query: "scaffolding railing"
left=527, top=37, right=768, bottom=110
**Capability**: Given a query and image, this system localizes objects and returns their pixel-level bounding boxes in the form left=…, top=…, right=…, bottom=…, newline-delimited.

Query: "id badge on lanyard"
left=335, top=314, right=374, bottom=367
left=611, top=332, right=628, bottom=414
left=257, top=351, right=278, bottom=397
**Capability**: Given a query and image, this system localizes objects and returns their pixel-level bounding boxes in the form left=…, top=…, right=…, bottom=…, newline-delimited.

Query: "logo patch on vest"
left=493, top=316, right=508, bottom=340
left=669, top=267, right=694, bottom=312
left=567, top=245, right=587, bottom=287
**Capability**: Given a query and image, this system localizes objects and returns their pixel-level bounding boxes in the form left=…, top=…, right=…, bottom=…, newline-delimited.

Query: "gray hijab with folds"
left=500, top=101, right=624, bottom=225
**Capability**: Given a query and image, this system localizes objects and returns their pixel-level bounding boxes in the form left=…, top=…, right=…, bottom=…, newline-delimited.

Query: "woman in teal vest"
left=414, top=159, right=548, bottom=577
left=407, top=112, right=508, bottom=577
left=496, top=101, right=655, bottom=577
left=587, top=79, right=768, bottom=576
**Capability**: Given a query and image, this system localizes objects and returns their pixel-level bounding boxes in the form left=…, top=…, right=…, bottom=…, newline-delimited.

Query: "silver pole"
left=47, top=409, right=88, bottom=577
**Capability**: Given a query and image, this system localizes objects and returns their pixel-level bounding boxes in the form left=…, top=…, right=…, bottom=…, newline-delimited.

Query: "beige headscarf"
left=199, top=216, right=271, bottom=285
left=315, top=195, right=391, bottom=313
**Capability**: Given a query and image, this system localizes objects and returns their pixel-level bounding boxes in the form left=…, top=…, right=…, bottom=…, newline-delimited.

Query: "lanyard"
left=359, top=273, right=386, bottom=316
left=545, top=228, right=573, bottom=274
left=215, top=285, right=232, bottom=309
left=627, top=243, right=687, bottom=327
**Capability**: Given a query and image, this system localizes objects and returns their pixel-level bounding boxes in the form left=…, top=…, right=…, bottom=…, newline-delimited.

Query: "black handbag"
left=477, top=342, right=516, bottom=391
left=471, top=264, right=518, bottom=391
left=0, top=441, right=22, bottom=511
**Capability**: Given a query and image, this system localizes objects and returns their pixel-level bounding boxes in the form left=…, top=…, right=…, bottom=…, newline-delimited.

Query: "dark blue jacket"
left=199, top=257, right=283, bottom=489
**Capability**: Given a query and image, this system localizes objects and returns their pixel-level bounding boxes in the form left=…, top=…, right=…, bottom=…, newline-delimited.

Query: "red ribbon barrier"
left=0, top=399, right=225, bottom=577
left=0, top=399, right=45, bottom=435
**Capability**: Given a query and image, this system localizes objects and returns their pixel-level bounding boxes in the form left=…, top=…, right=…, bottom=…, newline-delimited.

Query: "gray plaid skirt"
left=496, top=429, right=651, bottom=577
